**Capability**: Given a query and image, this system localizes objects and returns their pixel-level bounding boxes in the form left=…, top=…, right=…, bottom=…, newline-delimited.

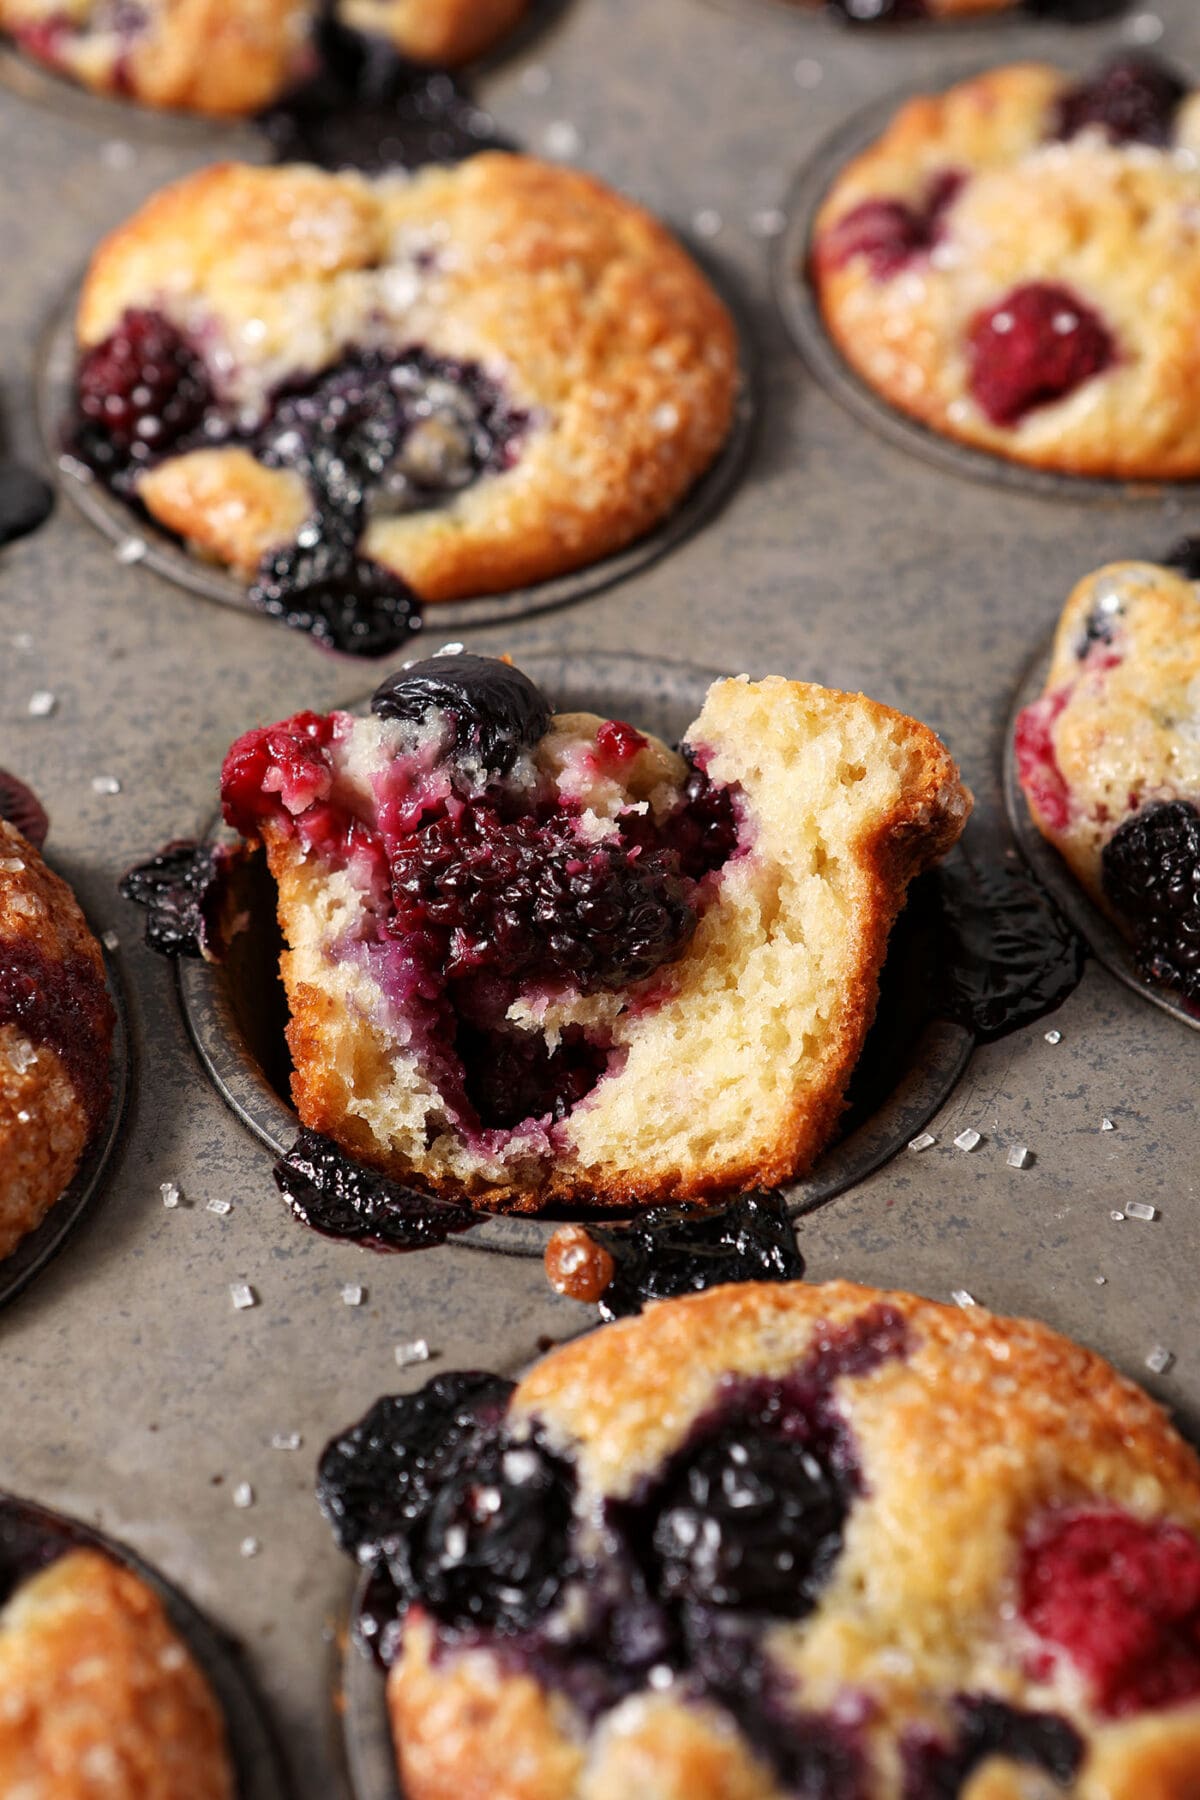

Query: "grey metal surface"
left=1, top=3, right=1199, bottom=1794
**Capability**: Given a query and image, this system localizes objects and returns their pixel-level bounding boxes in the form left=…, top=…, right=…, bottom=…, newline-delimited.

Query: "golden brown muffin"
left=0, top=1547, right=235, bottom=1796
left=316, top=1279, right=1200, bottom=1800
left=70, top=156, right=738, bottom=628
left=0, top=0, right=528, bottom=114
left=1014, top=556, right=1200, bottom=1012
left=810, top=55, right=1200, bottom=479
left=0, top=816, right=114, bottom=1261
left=220, top=653, right=969, bottom=1210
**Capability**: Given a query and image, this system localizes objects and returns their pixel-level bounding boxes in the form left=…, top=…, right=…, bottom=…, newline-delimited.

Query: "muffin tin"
left=3, top=2, right=1200, bottom=1794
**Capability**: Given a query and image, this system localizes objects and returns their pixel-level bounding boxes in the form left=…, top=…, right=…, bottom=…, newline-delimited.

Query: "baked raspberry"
left=594, top=719, right=649, bottom=766
left=1055, top=54, right=1187, bottom=148
left=74, top=308, right=212, bottom=481
left=1021, top=1510, right=1200, bottom=1717
left=1013, top=689, right=1072, bottom=833
left=220, top=712, right=337, bottom=836
left=388, top=805, right=698, bottom=992
left=816, top=172, right=963, bottom=281
left=1101, top=801, right=1200, bottom=1007
left=967, top=284, right=1115, bottom=428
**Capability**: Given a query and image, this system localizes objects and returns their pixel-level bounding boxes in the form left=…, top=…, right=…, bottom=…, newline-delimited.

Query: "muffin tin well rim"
left=772, top=58, right=1200, bottom=507
left=36, top=262, right=759, bottom=647
left=341, top=1567, right=403, bottom=1800
left=0, top=939, right=132, bottom=1311
left=173, top=647, right=975, bottom=1258
left=1003, top=634, right=1200, bottom=1032
left=0, top=1490, right=293, bottom=1798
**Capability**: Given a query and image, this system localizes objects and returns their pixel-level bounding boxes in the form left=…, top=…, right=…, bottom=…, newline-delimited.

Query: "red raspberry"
left=967, top=284, right=1115, bottom=428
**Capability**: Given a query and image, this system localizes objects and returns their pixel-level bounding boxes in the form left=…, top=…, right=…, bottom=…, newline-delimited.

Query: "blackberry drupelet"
left=1102, top=801, right=1200, bottom=1007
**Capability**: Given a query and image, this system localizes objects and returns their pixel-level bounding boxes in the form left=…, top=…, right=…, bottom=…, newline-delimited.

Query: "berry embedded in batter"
left=1054, top=54, right=1187, bottom=148
left=967, top=284, right=1116, bottom=428
left=1020, top=1509, right=1200, bottom=1718
left=814, top=171, right=963, bottom=282
left=904, top=1696, right=1083, bottom=1797
left=1102, top=801, right=1200, bottom=1009
left=74, top=308, right=213, bottom=486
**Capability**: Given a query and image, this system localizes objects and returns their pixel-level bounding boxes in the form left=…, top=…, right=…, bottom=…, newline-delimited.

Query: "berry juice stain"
left=273, top=1128, right=478, bottom=1250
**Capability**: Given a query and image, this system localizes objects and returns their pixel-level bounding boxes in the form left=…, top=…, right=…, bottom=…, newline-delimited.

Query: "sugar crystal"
left=954, top=1128, right=981, bottom=1152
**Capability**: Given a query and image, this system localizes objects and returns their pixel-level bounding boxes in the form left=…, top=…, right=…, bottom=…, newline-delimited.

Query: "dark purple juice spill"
left=119, top=839, right=247, bottom=959
left=585, top=1191, right=805, bottom=1322
left=0, top=463, right=53, bottom=548
left=0, top=940, right=114, bottom=1135
left=0, top=769, right=49, bottom=849
left=928, top=849, right=1085, bottom=1042
left=258, top=19, right=513, bottom=174
left=273, top=1128, right=478, bottom=1250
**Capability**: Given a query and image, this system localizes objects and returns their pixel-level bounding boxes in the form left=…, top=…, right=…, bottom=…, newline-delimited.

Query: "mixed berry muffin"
left=1015, top=557, right=1200, bottom=1012
left=0, top=0, right=528, bottom=115
left=0, top=807, right=115, bottom=1262
left=220, top=651, right=969, bottom=1210
left=69, top=156, right=738, bottom=653
left=0, top=1546, right=234, bottom=1795
left=810, top=55, right=1200, bottom=480
left=320, top=1278, right=1200, bottom=1800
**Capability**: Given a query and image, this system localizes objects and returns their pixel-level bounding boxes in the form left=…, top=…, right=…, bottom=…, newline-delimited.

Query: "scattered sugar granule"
left=692, top=208, right=722, bottom=240
left=908, top=1133, right=936, bottom=1153
left=951, top=1289, right=977, bottom=1309
left=270, top=1432, right=302, bottom=1451
left=749, top=208, right=786, bottom=239
left=230, top=1283, right=257, bottom=1311
left=542, top=119, right=582, bottom=159
left=0, top=857, right=25, bottom=873
left=1110, top=1211, right=1125, bottom=1223
left=1145, top=1345, right=1175, bottom=1376
left=1044, top=1029, right=1062, bottom=1045
left=1125, top=1201, right=1157, bottom=1222
left=1101, top=1117, right=1116, bottom=1132
left=159, top=1182, right=182, bottom=1210
left=1094, top=1275, right=1107, bottom=1286
left=206, top=1198, right=231, bottom=1216
left=233, top=1483, right=254, bottom=1509
left=91, top=775, right=121, bottom=795
left=954, top=1128, right=981, bottom=1153
left=395, top=1338, right=431, bottom=1369
left=115, top=536, right=147, bottom=565
left=27, top=690, right=56, bottom=718
left=342, top=1283, right=364, bottom=1307
left=1006, top=1145, right=1032, bottom=1170
left=101, top=929, right=120, bottom=952
left=239, top=1537, right=261, bottom=1558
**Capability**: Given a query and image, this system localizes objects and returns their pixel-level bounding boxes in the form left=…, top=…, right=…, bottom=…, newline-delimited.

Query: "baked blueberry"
left=372, top=653, right=553, bottom=775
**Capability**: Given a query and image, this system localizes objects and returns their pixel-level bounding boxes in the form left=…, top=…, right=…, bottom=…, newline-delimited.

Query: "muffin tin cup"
left=36, top=273, right=759, bottom=648
left=0, top=1491, right=292, bottom=1798
left=175, top=649, right=975, bottom=1257
left=0, top=42, right=264, bottom=146
left=1004, top=636, right=1200, bottom=1031
left=0, top=940, right=131, bottom=1310
left=772, top=68, right=1200, bottom=507
left=341, top=1569, right=402, bottom=1800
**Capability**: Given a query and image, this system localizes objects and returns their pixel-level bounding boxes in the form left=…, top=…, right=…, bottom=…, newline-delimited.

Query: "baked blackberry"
left=1102, top=802, right=1200, bottom=1007
left=74, top=308, right=212, bottom=484
left=1055, top=54, right=1187, bottom=148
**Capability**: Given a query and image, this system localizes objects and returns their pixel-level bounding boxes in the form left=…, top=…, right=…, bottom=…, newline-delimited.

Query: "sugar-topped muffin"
left=70, top=156, right=739, bottom=652
left=220, top=651, right=969, bottom=1210
left=319, top=1279, right=1200, bottom=1799
left=0, top=807, right=114, bottom=1262
left=0, top=1546, right=234, bottom=1796
left=0, top=0, right=528, bottom=114
left=810, top=55, right=1200, bottom=479
left=1015, top=556, right=1200, bottom=1011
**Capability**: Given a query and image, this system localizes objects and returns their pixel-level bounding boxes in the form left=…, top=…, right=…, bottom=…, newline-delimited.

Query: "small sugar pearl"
left=230, top=1283, right=257, bottom=1311
left=1044, top=1030, right=1062, bottom=1045
left=341, top=1283, right=364, bottom=1307
left=954, top=1128, right=981, bottom=1153
left=1125, top=1201, right=1157, bottom=1221
left=395, top=1338, right=431, bottom=1369
left=91, top=775, right=121, bottom=796
left=27, top=690, right=56, bottom=717
left=115, top=536, right=147, bottom=565
left=233, top=1483, right=254, bottom=1509
left=951, top=1289, right=977, bottom=1309
left=1006, top=1145, right=1032, bottom=1170
left=1145, top=1345, right=1175, bottom=1375
left=159, top=1181, right=182, bottom=1210
left=908, top=1133, right=936, bottom=1153
left=692, top=208, right=722, bottom=240
left=239, top=1537, right=261, bottom=1558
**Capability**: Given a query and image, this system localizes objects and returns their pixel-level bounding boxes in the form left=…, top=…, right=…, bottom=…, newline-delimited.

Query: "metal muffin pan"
left=39, top=252, right=758, bottom=646
left=175, top=649, right=974, bottom=1256
left=3, top=1, right=1200, bottom=1794
left=0, top=938, right=131, bottom=1309
left=0, top=1491, right=292, bottom=1797
left=774, top=60, right=1200, bottom=506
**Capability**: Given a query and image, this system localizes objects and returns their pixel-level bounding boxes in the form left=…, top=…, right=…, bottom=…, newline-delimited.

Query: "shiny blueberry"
left=371, top=653, right=553, bottom=774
